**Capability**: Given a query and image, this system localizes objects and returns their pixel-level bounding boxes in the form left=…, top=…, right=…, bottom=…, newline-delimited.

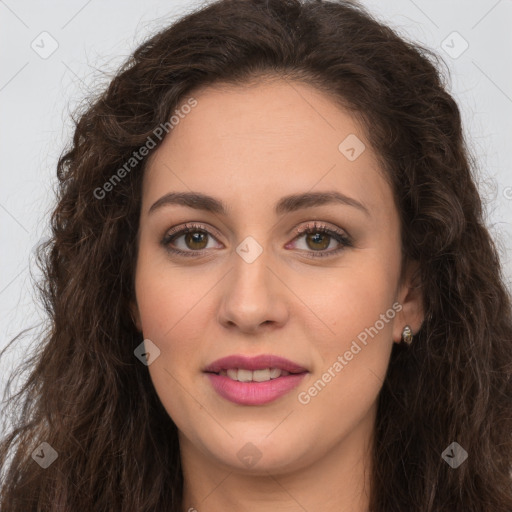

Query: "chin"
left=201, top=432, right=309, bottom=475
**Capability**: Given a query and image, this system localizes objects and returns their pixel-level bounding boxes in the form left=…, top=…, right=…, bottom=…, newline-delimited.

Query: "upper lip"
left=203, top=354, right=309, bottom=374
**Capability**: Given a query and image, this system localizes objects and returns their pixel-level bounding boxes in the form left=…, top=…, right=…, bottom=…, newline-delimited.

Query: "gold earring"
left=401, top=325, right=413, bottom=345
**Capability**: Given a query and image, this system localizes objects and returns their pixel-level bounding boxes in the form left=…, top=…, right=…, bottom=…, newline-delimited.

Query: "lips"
left=203, top=354, right=309, bottom=405
left=203, top=354, right=308, bottom=374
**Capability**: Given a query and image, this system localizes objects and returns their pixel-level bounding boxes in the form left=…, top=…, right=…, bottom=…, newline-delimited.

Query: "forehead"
left=142, top=79, right=392, bottom=220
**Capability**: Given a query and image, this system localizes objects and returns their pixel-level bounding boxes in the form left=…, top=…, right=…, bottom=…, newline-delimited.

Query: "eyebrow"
left=148, top=190, right=370, bottom=217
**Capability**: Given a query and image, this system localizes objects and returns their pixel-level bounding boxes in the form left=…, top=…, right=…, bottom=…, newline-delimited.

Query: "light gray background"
left=1, top=1, right=511, bottom=404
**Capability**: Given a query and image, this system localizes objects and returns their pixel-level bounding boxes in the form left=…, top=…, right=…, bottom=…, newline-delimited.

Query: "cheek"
left=133, top=254, right=213, bottom=428
left=302, top=255, right=399, bottom=352
left=133, top=245, right=215, bottom=344
left=333, top=269, right=397, bottom=339
left=295, top=247, right=399, bottom=412
left=297, top=271, right=396, bottom=433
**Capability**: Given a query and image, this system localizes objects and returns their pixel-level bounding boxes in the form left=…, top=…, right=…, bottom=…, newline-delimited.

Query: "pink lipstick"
left=204, top=354, right=308, bottom=406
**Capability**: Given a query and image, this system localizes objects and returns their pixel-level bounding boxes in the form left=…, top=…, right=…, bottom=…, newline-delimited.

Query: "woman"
left=1, top=0, right=511, bottom=510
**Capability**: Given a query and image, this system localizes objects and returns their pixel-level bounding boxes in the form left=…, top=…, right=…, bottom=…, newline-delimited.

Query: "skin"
left=130, top=77, right=424, bottom=512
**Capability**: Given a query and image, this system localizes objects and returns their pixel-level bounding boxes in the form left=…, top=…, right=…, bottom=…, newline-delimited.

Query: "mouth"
left=203, top=354, right=309, bottom=405
left=207, top=367, right=305, bottom=382
left=203, top=354, right=308, bottom=378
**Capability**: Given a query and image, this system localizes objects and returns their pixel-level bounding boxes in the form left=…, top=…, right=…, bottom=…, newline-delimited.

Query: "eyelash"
left=161, top=221, right=353, bottom=259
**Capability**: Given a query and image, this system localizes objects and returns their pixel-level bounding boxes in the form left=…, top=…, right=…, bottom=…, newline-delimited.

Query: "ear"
left=129, top=300, right=142, bottom=332
left=393, top=259, right=424, bottom=344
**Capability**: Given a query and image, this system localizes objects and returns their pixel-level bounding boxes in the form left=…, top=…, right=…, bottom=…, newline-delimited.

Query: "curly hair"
left=1, top=0, right=511, bottom=510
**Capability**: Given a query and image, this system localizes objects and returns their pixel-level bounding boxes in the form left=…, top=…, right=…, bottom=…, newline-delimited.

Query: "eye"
left=161, top=222, right=223, bottom=257
left=287, top=221, right=353, bottom=258
left=161, top=221, right=353, bottom=258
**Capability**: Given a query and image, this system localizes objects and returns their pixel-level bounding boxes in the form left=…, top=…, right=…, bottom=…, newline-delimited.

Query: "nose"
left=217, top=246, right=289, bottom=334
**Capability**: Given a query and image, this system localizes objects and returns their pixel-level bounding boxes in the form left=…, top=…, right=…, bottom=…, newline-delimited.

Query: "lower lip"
left=206, top=372, right=308, bottom=405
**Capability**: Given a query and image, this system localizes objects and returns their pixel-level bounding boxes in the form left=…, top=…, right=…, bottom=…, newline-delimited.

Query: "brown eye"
left=289, top=221, right=353, bottom=258
left=161, top=223, right=223, bottom=256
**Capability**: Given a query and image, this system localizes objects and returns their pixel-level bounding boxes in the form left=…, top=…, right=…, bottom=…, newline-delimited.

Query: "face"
left=130, top=78, right=423, bottom=477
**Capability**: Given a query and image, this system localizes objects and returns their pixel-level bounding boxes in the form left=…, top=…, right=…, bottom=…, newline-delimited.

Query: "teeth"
left=226, top=368, right=238, bottom=380
left=253, top=368, right=270, bottom=382
left=269, top=368, right=281, bottom=379
left=237, top=369, right=252, bottom=382
left=220, top=367, right=291, bottom=382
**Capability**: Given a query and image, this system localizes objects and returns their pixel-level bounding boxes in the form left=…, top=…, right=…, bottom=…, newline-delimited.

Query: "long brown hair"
left=1, top=0, right=511, bottom=510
